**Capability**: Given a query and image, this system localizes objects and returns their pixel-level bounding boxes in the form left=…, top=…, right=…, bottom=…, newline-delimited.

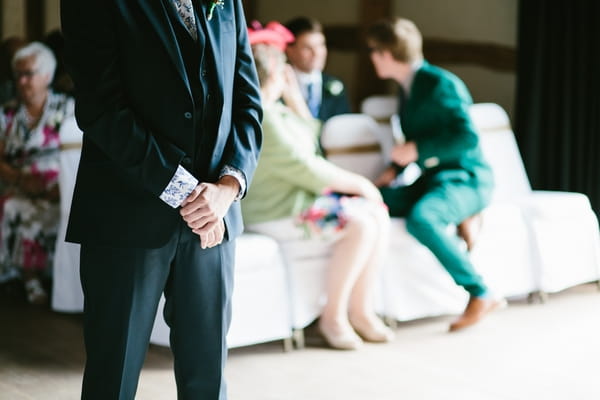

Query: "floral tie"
left=172, top=0, right=198, bottom=41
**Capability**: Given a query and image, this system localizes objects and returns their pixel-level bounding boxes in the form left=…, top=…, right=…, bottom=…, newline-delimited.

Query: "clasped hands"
left=180, top=176, right=239, bottom=249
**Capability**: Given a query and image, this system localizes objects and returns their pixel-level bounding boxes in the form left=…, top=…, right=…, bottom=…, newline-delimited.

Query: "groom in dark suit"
left=61, top=0, right=262, bottom=398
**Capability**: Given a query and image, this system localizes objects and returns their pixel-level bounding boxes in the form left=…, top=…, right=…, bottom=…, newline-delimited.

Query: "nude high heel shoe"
left=318, top=320, right=363, bottom=350
left=350, top=317, right=395, bottom=343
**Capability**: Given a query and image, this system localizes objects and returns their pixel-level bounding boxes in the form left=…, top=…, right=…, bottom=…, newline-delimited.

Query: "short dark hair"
left=284, top=16, right=323, bottom=42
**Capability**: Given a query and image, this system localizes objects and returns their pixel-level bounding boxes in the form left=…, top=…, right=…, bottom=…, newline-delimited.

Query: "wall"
left=1, top=0, right=60, bottom=38
left=256, top=0, right=518, bottom=117
left=393, top=0, right=518, bottom=116
left=45, top=0, right=61, bottom=33
left=0, top=0, right=517, bottom=116
left=1, top=0, right=26, bottom=38
left=255, top=0, right=361, bottom=111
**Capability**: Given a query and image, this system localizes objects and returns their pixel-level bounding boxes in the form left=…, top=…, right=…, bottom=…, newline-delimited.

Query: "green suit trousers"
left=381, top=175, right=492, bottom=297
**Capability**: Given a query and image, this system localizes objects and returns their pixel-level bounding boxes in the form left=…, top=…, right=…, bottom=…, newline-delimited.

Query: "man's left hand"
left=390, top=141, right=418, bottom=167
left=180, top=176, right=240, bottom=248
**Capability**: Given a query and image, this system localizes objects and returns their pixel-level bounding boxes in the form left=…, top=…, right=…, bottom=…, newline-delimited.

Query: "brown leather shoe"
left=449, top=296, right=506, bottom=332
left=457, top=213, right=483, bottom=252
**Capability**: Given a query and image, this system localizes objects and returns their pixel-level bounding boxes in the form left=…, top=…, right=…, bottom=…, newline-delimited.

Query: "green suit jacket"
left=401, top=61, right=493, bottom=189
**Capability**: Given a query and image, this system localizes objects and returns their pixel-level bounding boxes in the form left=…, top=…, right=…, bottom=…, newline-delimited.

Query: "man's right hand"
left=180, top=179, right=238, bottom=249
left=374, top=166, right=397, bottom=188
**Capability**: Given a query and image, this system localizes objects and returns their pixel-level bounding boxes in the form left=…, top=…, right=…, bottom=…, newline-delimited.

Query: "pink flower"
left=42, top=125, right=60, bottom=146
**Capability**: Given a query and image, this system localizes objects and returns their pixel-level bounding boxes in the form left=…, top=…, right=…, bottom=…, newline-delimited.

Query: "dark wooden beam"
left=324, top=25, right=516, bottom=73
left=323, top=25, right=360, bottom=52
left=25, top=0, right=44, bottom=41
left=0, top=0, right=4, bottom=39
left=356, top=0, right=392, bottom=107
left=241, top=0, right=257, bottom=25
left=424, top=38, right=516, bottom=72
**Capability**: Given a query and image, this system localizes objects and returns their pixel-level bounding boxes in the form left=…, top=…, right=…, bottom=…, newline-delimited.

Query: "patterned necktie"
left=306, top=82, right=320, bottom=118
left=172, top=0, right=198, bottom=41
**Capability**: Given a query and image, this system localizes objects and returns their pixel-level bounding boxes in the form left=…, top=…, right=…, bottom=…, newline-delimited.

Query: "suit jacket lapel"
left=198, top=2, right=224, bottom=101
left=137, top=0, right=192, bottom=97
left=402, top=64, right=428, bottom=138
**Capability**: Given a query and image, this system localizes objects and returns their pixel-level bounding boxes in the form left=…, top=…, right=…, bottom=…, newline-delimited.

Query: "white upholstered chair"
left=150, top=233, right=294, bottom=349
left=51, top=117, right=84, bottom=312
left=360, top=95, right=398, bottom=164
left=361, top=97, right=600, bottom=294
left=323, top=103, right=600, bottom=322
left=470, top=103, right=600, bottom=296
left=320, top=113, right=387, bottom=181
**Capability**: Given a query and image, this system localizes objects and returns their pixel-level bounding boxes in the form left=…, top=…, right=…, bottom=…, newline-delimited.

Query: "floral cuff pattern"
left=159, top=165, right=199, bottom=208
left=219, top=165, right=246, bottom=201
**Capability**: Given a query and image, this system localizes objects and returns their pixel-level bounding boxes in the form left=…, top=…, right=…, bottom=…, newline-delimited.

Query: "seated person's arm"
left=263, top=114, right=382, bottom=203
left=280, top=64, right=313, bottom=121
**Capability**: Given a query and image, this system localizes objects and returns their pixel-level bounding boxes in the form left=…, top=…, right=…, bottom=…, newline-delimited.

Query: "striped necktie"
left=172, top=0, right=198, bottom=41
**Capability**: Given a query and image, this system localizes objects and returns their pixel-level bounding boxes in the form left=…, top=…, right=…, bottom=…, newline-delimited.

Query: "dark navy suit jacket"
left=318, top=73, right=351, bottom=121
left=61, top=0, right=262, bottom=248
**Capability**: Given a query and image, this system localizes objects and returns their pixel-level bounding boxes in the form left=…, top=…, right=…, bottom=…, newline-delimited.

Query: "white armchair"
left=150, top=233, right=294, bottom=349
left=320, top=113, right=386, bottom=181
left=51, top=117, right=84, bottom=313
left=324, top=101, right=600, bottom=322
left=470, top=103, right=600, bottom=297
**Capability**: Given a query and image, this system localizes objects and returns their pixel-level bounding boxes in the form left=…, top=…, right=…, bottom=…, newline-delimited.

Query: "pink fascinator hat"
left=247, top=21, right=294, bottom=51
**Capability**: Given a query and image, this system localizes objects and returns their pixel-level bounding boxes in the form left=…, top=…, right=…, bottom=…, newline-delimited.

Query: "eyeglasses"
left=13, top=69, right=40, bottom=79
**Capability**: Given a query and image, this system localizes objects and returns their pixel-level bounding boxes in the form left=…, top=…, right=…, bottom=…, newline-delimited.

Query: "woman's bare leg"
left=348, top=204, right=394, bottom=341
left=319, top=212, right=379, bottom=349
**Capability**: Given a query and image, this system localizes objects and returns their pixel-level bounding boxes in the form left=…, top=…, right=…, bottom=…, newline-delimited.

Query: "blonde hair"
left=251, top=43, right=286, bottom=87
left=366, top=17, right=423, bottom=63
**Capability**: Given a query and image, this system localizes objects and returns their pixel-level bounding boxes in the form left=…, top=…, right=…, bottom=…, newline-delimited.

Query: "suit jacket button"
left=184, top=112, right=192, bottom=119
left=182, top=156, right=192, bottom=166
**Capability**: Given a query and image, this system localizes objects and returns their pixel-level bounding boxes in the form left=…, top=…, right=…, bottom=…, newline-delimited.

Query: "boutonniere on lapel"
left=325, top=79, right=344, bottom=96
left=207, top=0, right=224, bottom=21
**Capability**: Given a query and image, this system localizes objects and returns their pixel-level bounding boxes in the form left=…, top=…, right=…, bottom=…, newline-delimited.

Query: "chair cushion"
left=235, top=233, right=284, bottom=273
left=525, top=191, right=592, bottom=218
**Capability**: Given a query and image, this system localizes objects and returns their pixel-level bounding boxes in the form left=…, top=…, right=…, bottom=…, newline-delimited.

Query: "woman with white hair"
left=0, top=41, right=77, bottom=305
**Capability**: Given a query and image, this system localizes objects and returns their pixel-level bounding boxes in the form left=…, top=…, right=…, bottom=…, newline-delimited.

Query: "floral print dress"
left=0, top=92, right=73, bottom=278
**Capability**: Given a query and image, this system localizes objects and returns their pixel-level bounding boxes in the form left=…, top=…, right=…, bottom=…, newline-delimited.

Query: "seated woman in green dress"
left=242, top=22, right=393, bottom=350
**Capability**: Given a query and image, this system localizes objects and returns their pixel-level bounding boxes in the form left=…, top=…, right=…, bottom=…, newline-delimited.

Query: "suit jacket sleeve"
left=415, top=77, right=479, bottom=166
left=61, top=0, right=194, bottom=197
left=220, top=0, right=263, bottom=195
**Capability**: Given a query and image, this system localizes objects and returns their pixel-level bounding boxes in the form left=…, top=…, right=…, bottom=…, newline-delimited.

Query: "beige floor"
left=1, top=283, right=599, bottom=400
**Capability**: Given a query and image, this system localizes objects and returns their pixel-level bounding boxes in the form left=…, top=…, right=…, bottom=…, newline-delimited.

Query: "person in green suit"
left=366, top=17, right=504, bottom=332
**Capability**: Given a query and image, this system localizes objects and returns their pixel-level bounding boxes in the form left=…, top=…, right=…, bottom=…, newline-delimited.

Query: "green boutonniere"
left=207, top=0, right=224, bottom=21
left=325, top=79, right=344, bottom=96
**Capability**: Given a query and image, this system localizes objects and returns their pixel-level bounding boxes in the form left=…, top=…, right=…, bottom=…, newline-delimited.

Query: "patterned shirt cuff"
left=159, top=165, right=199, bottom=208
left=219, top=165, right=246, bottom=201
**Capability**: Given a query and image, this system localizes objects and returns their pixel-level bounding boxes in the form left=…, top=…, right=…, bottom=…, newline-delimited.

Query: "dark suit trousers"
left=79, top=220, right=235, bottom=400
left=381, top=176, right=491, bottom=297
